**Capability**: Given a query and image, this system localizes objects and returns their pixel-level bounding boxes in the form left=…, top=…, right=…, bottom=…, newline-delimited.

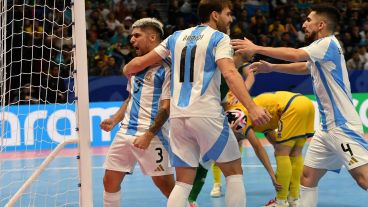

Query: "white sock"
left=300, top=185, right=318, bottom=207
left=167, top=182, right=193, bottom=207
left=225, top=174, right=246, bottom=207
left=103, top=190, right=121, bottom=207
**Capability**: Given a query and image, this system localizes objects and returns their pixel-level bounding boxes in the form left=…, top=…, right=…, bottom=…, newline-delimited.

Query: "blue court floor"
left=1, top=145, right=367, bottom=206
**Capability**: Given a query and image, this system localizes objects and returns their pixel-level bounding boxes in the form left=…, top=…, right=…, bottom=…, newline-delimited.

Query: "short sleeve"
left=300, top=37, right=331, bottom=62
left=214, top=34, right=233, bottom=61
left=160, top=63, right=171, bottom=100
left=154, top=36, right=170, bottom=59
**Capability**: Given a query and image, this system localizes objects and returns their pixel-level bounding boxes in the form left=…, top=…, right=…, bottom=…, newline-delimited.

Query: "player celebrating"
left=232, top=4, right=368, bottom=207
left=101, top=18, right=174, bottom=207
left=124, top=1, right=271, bottom=206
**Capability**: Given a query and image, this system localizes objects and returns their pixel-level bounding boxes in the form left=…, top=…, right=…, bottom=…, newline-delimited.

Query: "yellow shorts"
left=275, top=95, right=315, bottom=144
left=281, top=137, right=307, bottom=147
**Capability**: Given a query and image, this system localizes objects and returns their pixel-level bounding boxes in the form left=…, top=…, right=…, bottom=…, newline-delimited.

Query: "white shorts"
left=104, top=129, right=174, bottom=176
left=170, top=116, right=241, bottom=168
left=304, top=123, right=368, bottom=172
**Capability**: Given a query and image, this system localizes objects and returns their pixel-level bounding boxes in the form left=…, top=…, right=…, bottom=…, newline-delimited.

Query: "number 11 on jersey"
left=179, top=45, right=197, bottom=83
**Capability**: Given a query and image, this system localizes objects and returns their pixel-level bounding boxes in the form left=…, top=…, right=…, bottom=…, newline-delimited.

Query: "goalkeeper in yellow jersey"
left=226, top=69, right=315, bottom=207
left=189, top=66, right=315, bottom=207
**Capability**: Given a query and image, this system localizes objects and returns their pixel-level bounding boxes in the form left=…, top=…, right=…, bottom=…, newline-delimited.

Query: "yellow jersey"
left=223, top=91, right=315, bottom=142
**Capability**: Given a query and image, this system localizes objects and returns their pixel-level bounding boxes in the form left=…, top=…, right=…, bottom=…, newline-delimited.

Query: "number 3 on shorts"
left=155, top=147, right=163, bottom=163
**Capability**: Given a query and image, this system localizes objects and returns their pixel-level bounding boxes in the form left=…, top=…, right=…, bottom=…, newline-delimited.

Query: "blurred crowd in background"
left=4, top=0, right=368, bottom=105
left=86, top=0, right=368, bottom=76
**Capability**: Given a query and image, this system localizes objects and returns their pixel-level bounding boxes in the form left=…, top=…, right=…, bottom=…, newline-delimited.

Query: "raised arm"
left=231, top=38, right=309, bottom=62
left=246, top=128, right=282, bottom=191
left=217, top=58, right=271, bottom=126
left=250, top=60, right=309, bottom=75
left=123, top=50, right=163, bottom=76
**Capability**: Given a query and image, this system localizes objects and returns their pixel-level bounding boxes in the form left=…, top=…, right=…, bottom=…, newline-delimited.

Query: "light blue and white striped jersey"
left=301, top=35, right=362, bottom=131
left=154, top=25, right=233, bottom=118
left=121, top=63, right=170, bottom=136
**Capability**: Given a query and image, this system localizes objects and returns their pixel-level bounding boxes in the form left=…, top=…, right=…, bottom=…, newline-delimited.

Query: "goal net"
left=0, top=0, right=92, bottom=206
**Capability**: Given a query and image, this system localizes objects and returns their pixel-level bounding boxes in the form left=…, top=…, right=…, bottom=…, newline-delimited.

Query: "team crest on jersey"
left=144, top=70, right=153, bottom=81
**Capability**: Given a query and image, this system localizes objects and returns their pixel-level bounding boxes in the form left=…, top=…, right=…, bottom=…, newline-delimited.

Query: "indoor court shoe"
left=262, top=198, right=289, bottom=207
left=189, top=201, right=199, bottom=207
left=210, top=183, right=222, bottom=197
left=287, top=197, right=300, bottom=207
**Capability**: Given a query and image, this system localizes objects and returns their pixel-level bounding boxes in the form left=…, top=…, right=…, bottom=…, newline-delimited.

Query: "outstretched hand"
left=231, top=38, right=258, bottom=57
left=249, top=60, right=273, bottom=74
left=243, top=66, right=255, bottom=78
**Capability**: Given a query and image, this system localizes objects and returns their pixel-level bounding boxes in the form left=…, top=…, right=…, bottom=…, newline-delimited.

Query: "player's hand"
left=100, top=119, right=115, bottom=132
left=133, top=132, right=154, bottom=150
left=231, top=38, right=257, bottom=57
left=272, top=178, right=283, bottom=192
left=248, top=105, right=271, bottom=126
left=244, top=67, right=255, bottom=78
left=249, top=60, right=273, bottom=74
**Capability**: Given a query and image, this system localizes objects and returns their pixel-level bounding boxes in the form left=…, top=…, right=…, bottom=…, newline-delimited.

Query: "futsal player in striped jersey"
left=124, top=1, right=271, bottom=206
left=101, top=18, right=174, bottom=207
left=232, top=4, right=368, bottom=207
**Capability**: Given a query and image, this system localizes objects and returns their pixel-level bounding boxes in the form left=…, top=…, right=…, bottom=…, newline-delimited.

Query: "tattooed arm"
left=133, top=99, right=170, bottom=149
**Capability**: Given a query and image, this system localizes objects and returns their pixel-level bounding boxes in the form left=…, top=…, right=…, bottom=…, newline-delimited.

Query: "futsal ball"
left=225, top=109, right=247, bottom=131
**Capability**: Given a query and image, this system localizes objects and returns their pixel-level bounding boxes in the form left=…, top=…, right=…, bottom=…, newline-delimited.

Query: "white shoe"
left=210, top=183, right=222, bottom=198
left=262, top=198, right=289, bottom=207
left=189, top=201, right=199, bottom=207
left=287, top=197, right=300, bottom=207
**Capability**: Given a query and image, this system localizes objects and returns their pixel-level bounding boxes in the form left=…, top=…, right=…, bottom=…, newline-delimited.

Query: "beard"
left=304, top=30, right=318, bottom=44
left=216, top=21, right=229, bottom=34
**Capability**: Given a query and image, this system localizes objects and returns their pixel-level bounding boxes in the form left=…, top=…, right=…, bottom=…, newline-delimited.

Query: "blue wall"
left=1, top=102, right=121, bottom=151
left=3, top=93, right=368, bottom=152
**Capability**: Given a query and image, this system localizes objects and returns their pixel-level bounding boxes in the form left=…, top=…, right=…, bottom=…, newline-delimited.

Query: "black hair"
left=311, top=4, right=340, bottom=32
left=198, top=0, right=232, bottom=23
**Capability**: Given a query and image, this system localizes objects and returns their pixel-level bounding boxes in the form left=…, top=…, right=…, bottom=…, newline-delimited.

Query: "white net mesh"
left=0, top=0, right=84, bottom=206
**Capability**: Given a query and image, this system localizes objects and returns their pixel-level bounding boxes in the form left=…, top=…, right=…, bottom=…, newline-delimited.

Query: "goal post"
left=73, top=0, right=93, bottom=206
left=0, top=0, right=93, bottom=206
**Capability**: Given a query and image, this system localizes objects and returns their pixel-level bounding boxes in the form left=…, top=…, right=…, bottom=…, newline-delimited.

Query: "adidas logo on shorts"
left=154, top=164, right=165, bottom=172
left=348, top=156, right=359, bottom=166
